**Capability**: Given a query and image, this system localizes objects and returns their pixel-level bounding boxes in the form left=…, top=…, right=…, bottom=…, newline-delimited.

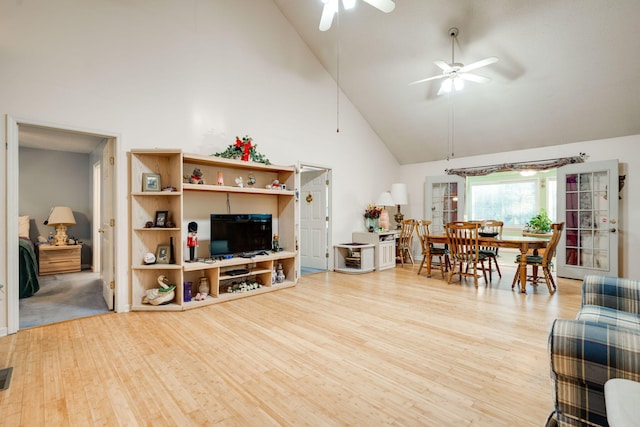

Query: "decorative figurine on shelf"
left=272, top=267, right=277, bottom=284
left=142, top=275, right=176, bottom=305
left=247, top=174, right=256, bottom=186
left=272, top=233, right=280, bottom=252
left=217, top=171, right=224, bottom=186
left=187, top=221, right=198, bottom=261
left=235, top=176, right=244, bottom=188
left=195, top=276, right=209, bottom=301
left=276, top=263, right=285, bottom=283
left=189, top=168, right=205, bottom=184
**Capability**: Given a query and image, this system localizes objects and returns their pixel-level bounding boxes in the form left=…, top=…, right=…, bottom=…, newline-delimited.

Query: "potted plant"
left=527, top=209, right=552, bottom=233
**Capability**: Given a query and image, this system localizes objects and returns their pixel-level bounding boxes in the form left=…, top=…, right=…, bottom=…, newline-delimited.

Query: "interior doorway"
left=299, top=164, right=332, bottom=275
left=6, top=117, right=117, bottom=332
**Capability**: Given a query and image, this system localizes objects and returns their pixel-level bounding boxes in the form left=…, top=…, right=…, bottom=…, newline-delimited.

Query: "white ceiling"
left=273, top=0, right=640, bottom=164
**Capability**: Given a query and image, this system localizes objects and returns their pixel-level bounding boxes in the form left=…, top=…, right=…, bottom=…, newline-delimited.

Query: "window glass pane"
left=547, top=177, right=557, bottom=221
left=470, top=180, right=537, bottom=226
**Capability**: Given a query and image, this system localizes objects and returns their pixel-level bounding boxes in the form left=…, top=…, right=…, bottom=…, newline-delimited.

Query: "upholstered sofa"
left=546, top=275, right=640, bottom=426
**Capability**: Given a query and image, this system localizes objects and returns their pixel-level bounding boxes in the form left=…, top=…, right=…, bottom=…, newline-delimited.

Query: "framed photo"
left=142, top=173, right=161, bottom=192
left=155, top=210, right=168, bottom=228
left=156, top=244, right=170, bottom=264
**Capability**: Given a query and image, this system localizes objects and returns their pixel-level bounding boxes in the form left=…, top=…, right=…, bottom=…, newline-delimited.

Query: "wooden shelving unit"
left=129, top=149, right=298, bottom=311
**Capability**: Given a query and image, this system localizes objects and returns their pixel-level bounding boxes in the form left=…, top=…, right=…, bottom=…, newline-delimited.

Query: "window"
left=546, top=177, right=557, bottom=221
left=470, top=180, right=538, bottom=226
left=466, top=170, right=557, bottom=229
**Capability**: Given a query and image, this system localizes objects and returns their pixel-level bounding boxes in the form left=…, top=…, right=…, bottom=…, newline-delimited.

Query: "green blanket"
left=19, top=238, right=40, bottom=298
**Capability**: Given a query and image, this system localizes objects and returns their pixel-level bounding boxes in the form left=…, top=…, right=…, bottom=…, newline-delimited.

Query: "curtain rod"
left=445, top=153, right=586, bottom=177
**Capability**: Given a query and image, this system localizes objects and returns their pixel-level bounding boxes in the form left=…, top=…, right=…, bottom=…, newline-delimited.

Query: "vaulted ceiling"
left=274, top=0, right=640, bottom=165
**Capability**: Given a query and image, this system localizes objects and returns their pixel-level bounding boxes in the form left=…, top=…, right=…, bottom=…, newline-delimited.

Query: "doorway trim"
left=297, top=162, right=333, bottom=273
left=5, top=115, right=123, bottom=334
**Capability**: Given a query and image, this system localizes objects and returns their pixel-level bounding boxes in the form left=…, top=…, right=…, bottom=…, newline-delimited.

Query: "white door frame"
left=92, top=161, right=102, bottom=272
left=296, top=162, right=332, bottom=272
left=4, top=115, right=123, bottom=334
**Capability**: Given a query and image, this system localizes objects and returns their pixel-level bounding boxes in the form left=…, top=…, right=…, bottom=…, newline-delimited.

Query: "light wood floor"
left=0, top=264, right=582, bottom=426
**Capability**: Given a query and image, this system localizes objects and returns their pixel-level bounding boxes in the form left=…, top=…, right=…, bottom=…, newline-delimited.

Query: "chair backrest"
left=542, top=222, right=565, bottom=265
left=415, top=220, right=432, bottom=253
left=481, top=220, right=504, bottom=238
left=399, top=219, right=417, bottom=247
left=445, top=221, right=481, bottom=262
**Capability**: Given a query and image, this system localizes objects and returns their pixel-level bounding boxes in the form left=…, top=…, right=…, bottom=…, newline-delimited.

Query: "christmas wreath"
left=212, top=135, right=271, bottom=165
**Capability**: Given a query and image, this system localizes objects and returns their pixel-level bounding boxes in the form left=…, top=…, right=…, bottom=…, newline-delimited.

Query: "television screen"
left=210, top=214, right=272, bottom=257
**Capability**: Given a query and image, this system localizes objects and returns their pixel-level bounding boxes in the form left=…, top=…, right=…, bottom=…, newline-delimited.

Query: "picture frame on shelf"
left=142, top=173, right=161, bottom=192
left=156, top=244, right=170, bottom=264
left=155, top=210, right=168, bottom=227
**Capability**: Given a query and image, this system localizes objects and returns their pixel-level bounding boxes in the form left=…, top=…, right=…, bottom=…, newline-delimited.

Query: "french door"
left=556, top=159, right=619, bottom=279
left=424, top=175, right=466, bottom=235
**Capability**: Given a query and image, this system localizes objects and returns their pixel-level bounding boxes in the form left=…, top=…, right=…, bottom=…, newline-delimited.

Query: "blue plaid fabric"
left=548, top=275, right=640, bottom=426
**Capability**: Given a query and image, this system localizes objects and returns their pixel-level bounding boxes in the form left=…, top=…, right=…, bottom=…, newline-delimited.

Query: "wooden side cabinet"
left=352, top=231, right=398, bottom=271
left=38, top=244, right=82, bottom=275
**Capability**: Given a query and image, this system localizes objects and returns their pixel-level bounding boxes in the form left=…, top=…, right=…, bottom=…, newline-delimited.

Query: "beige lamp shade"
left=376, top=191, right=395, bottom=207
left=47, top=206, right=76, bottom=226
left=390, top=183, right=409, bottom=229
left=390, top=183, right=408, bottom=205
left=47, top=206, right=76, bottom=246
left=376, top=192, right=395, bottom=231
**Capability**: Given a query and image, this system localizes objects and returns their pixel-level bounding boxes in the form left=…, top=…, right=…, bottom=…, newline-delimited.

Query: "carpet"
left=19, top=271, right=110, bottom=328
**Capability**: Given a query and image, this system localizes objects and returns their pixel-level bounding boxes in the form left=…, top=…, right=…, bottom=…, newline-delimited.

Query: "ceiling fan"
left=409, top=27, right=499, bottom=95
left=319, top=0, right=396, bottom=32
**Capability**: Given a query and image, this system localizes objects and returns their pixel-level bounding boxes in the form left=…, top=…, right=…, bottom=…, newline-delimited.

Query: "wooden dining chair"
left=511, top=222, right=564, bottom=293
left=478, top=220, right=504, bottom=281
left=397, top=219, right=417, bottom=267
left=415, top=220, right=450, bottom=278
left=445, top=221, right=488, bottom=287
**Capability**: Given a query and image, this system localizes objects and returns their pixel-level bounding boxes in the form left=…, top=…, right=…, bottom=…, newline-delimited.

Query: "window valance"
left=445, top=153, right=586, bottom=177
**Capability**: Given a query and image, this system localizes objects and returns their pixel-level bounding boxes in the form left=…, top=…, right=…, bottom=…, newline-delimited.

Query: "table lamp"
left=46, top=206, right=76, bottom=246
left=376, top=191, right=395, bottom=231
left=391, top=183, right=408, bottom=229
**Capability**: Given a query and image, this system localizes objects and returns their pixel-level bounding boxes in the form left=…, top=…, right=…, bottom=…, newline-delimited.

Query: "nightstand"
left=38, top=244, right=82, bottom=275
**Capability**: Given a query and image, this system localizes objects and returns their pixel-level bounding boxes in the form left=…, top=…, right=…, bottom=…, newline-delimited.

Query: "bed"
left=19, top=216, right=40, bottom=298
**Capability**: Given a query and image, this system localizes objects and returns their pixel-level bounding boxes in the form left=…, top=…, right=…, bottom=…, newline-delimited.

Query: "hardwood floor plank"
left=0, top=266, right=582, bottom=426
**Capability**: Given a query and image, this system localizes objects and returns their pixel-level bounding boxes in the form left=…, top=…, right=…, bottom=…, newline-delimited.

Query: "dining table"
left=426, top=234, right=551, bottom=293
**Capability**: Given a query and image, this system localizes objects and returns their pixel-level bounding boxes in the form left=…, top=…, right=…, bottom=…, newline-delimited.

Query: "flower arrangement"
left=364, top=204, right=382, bottom=219
left=212, top=135, right=271, bottom=165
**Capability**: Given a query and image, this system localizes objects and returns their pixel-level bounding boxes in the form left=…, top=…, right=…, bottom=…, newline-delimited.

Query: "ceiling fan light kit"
left=319, top=0, right=396, bottom=31
left=409, top=27, right=499, bottom=95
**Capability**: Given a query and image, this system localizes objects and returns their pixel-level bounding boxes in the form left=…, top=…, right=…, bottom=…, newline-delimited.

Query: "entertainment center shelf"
left=129, top=149, right=298, bottom=312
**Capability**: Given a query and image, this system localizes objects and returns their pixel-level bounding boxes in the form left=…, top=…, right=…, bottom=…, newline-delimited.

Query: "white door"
left=100, top=139, right=116, bottom=310
left=556, top=159, right=619, bottom=279
left=424, top=175, right=466, bottom=234
left=300, top=168, right=329, bottom=270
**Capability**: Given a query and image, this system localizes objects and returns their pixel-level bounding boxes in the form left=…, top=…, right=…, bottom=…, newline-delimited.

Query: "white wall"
left=0, top=0, right=400, bottom=329
left=400, top=135, right=640, bottom=278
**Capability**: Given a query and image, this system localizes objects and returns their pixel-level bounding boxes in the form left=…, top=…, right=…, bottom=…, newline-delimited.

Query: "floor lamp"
left=391, top=183, right=408, bottom=229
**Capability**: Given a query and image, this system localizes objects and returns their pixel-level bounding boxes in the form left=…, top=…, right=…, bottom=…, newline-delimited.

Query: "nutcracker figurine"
left=187, top=221, right=198, bottom=261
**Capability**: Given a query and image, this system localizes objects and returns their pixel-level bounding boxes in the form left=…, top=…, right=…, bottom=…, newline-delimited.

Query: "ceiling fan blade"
left=319, top=0, right=338, bottom=31
left=434, top=60, right=453, bottom=73
left=459, top=56, right=499, bottom=73
left=408, top=74, right=446, bottom=86
left=460, top=73, right=490, bottom=84
left=361, top=0, right=396, bottom=13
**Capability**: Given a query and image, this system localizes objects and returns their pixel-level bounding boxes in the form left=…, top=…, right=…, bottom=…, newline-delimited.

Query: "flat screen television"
left=210, top=214, right=272, bottom=257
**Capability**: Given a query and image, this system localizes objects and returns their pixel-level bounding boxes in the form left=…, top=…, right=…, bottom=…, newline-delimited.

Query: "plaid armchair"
left=546, top=275, right=640, bottom=426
